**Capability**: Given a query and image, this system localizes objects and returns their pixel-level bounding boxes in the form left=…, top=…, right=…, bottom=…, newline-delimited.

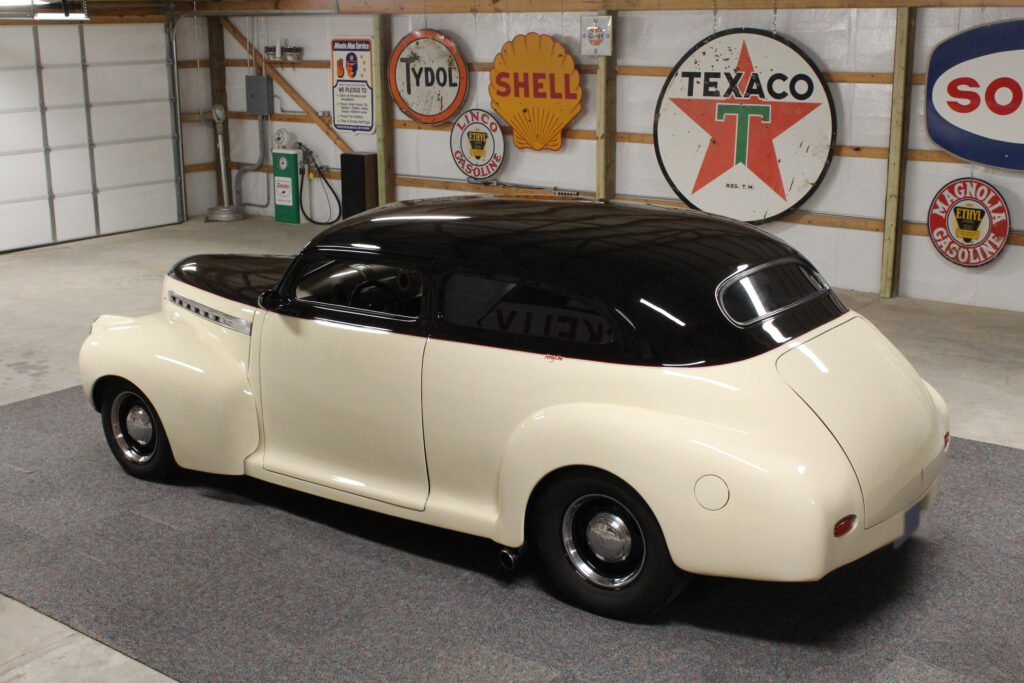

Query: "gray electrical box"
left=245, top=75, right=274, bottom=116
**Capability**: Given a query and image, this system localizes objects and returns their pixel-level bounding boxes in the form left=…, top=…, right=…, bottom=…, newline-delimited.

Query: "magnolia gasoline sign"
left=927, top=177, right=1011, bottom=267
left=654, top=29, right=836, bottom=224
left=388, top=30, right=469, bottom=125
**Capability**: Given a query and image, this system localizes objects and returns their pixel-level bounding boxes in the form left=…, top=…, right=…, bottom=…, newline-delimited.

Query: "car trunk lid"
left=776, top=316, right=943, bottom=528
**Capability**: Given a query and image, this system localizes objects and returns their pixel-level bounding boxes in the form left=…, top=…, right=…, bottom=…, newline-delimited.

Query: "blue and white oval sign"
left=926, top=20, right=1024, bottom=170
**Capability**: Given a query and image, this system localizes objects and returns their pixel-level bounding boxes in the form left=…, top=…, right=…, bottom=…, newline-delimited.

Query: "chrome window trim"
left=168, top=291, right=252, bottom=336
left=714, top=257, right=829, bottom=328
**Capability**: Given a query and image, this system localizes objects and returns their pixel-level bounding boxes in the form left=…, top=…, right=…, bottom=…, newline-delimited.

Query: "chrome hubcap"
left=562, top=494, right=645, bottom=590
left=110, top=391, right=156, bottom=465
left=585, top=512, right=632, bottom=562
left=125, top=406, right=153, bottom=446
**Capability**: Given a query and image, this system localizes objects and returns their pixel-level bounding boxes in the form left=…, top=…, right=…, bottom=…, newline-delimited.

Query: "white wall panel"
left=87, top=64, right=169, bottom=103
left=94, top=139, right=176, bottom=189
left=615, top=141, right=676, bottom=200
left=0, top=112, right=42, bottom=154
left=98, top=183, right=177, bottom=234
left=238, top=171, right=273, bottom=217
left=797, top=156, right=887, bottom=219
left=766, top=222, right=882, bottom=294
left=901, top=234, right=1024, bottom=313
left=182, top=122, right=214, bottom=165
left=2, top=70, right=40, bottom=110
left=177, top=66, right=211, bottom=115
left=175, top=18, right=210, bottom=60
left=0, top=199, right=50, bottom=252
left=45, top=107, right=88, bottom=149
left=41, top=66, right=84, bottom=107
left=0, top=28, right=35, bottom=67
left=54, top=194, right=96, bottom=242
left=0, top=153, right=47, bottom=203
left=91, top=101, right=173, bottom=143
left=85, top=24, right=165, bottom=62
left=37, top=26, right=81, bottom=65
left=185, top=171, right=217, bottom=218
left=48, top=148, right=92, bottom=196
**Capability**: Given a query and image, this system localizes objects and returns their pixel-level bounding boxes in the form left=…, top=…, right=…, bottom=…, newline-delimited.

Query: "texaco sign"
left=654, top=29, right=836, bottom=224
left=388, top=30, right=469, bottom=124
left=450, top=109, right=505, bottom=180
left=927, top=178, right=1011, bottom=267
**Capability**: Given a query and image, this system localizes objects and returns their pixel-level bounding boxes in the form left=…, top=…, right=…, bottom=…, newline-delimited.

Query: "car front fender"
left=79, top=301, right=259, bottom=475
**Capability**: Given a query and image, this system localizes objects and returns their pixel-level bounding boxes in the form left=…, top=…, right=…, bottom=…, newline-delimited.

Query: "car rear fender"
left=79, top=285, right=259, bottom=475
left=493, top=398, right=861, bottom=581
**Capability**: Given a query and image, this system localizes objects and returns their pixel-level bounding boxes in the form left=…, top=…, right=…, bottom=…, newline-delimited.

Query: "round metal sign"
left=927, top=177, right=1011, bottom=267
left=388, top=30, right=469, bottom=125
left=450, top=109, right=505, bottom=179
left=654, top=29, right=836, bottom=224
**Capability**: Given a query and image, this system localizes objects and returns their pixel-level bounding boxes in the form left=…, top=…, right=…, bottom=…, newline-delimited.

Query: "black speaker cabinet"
left=341, top=153, right=379, bottom=219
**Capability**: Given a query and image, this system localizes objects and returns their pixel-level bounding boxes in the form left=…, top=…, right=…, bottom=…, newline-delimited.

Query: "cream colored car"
left=80, top=198, right=949, bottom=619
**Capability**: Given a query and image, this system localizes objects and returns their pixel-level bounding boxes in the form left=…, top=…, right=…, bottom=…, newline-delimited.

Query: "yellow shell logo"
left=489, top=33, right=582, bottom=152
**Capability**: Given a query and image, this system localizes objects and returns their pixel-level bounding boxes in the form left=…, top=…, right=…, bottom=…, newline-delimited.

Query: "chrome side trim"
left=168, top=290, right=252, bottom=335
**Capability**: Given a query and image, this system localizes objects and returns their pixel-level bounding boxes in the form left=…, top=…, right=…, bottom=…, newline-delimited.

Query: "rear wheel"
left=533, top=470, right=688, bottom=620
left=101, top=380, right=176, bottom=479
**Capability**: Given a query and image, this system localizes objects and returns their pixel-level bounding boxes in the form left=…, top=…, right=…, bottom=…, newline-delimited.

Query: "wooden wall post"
left=207, top=17, right=231, bottom=206
left=595, top=11, right=617, bottom=201
left=880, top=7, right=915, bottom=299
left=374, top=14, right=395, bottom=205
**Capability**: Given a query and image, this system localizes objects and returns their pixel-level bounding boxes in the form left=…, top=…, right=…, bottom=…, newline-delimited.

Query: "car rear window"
left=718, top=260, right=829, bottom=326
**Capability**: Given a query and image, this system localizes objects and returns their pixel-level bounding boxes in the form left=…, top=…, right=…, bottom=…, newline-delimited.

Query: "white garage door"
left=0, top=23, right=182, bottom=252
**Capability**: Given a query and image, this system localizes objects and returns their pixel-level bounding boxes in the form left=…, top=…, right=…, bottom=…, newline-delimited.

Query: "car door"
left=258, top=249, right=430, bottom=511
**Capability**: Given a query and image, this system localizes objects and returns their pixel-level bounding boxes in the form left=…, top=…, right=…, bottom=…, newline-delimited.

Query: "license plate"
left=893, top=502, right=921, bottom=549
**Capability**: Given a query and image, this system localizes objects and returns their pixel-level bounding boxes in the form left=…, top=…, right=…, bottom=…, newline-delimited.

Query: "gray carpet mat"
left=1, top=387, right=1022, bottom=682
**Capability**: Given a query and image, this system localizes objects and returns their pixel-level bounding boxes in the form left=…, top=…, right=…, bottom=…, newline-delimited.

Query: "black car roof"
left=309, top=197, right=795, bottom=292
left=306, top=197, right=846, bottom=366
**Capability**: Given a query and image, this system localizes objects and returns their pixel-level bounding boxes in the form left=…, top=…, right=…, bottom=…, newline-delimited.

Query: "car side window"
left=441, top=273, right=616, bottom=346
left=293, top=256, right=424, bottom=318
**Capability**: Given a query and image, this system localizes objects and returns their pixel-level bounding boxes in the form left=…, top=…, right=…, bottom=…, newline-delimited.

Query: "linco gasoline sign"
left=654, top=29, right=836, bottom=224
left=388, top=30, right=468, bottom=124
left=489, top=33, right=582, bottom=151
left=927, top=178, right=1011, bottom=267
left=450, top=109, right=505, bottom=179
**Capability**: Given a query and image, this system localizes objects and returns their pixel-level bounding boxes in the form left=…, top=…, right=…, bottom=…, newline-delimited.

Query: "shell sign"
left=489, top=33, right=582, bottom=151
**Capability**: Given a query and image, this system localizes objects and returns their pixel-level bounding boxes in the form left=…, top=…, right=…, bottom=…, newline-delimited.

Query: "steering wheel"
left=348, top=281, right=399, bottom=313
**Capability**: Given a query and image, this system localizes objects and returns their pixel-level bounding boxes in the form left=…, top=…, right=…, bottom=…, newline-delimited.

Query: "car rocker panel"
left=79, top=197, right=949, bottom=619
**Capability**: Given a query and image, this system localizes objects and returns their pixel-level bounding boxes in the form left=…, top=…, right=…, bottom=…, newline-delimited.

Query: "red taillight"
left=944, top=432, right=950, bottom=451
left=833, top=515, right=857, bottom=537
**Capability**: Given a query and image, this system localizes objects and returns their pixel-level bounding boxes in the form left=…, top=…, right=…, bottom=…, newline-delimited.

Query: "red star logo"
left=670, top=42, right=820, bottom=199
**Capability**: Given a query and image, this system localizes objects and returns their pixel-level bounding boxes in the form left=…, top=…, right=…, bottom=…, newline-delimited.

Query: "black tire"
left=532, top=470, right=688, bottom=620
left=100, top=380, right=176, bottom=480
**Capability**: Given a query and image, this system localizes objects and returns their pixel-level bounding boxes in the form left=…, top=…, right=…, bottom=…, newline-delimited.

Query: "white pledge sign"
left=332, top=38, right=375, bottom=134
left=654, top=30, right=836, bottom=224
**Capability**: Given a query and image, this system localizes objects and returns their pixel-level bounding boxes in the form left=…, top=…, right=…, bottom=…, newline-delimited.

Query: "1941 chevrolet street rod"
left=80, top=198, right=949, bottom=619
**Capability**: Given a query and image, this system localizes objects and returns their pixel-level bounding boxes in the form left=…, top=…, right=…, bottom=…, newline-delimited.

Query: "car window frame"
left=714, top=256, right=831, bottom=329
left=431, top=268, right=626, bottom=361
left=271, top=247, right=432, bottom=335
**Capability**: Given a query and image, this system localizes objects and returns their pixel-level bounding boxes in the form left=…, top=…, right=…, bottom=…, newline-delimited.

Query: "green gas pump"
left=273, top=149, right=302, bottom=224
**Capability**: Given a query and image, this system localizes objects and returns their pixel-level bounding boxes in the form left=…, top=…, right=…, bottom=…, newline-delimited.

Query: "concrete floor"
left=1, top=216, right=1023, bottom=680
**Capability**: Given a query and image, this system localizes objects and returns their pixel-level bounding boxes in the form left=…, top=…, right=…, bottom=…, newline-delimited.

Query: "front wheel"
left=101, top=380, right=176, bottom=480
left=532, top=470, right=688, bottom=620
